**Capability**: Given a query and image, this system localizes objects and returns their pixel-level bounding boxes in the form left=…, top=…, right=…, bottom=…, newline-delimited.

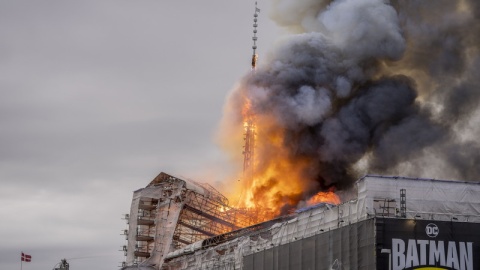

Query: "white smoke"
left=319, top=0, right=405, bottom=60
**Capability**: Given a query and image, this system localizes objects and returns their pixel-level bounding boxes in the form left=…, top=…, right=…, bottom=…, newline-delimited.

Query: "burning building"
left=218, top=0, right=480, bottom=215
left=121, top=0, right=480, bottom=269
left=120, top=172, right=262, bottom=269
left=122, top=175, right=480, bottom=269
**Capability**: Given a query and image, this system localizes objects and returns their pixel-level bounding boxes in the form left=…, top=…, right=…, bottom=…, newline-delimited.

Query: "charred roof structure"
left=122, top=175, right=480, bottom=270
left=120, top=172, right=260, bottom=269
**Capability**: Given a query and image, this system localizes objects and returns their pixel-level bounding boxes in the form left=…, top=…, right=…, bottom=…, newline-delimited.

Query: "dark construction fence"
left=243, top=219, right=376, bottom=270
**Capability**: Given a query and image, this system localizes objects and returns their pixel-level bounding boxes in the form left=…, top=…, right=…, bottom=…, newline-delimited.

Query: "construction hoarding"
left=243, top=218, right=480, bottom=270
left=243, top=219, right=376, bottom=270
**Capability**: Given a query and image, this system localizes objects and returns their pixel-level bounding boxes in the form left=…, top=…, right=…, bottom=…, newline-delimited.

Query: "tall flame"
left=227, top=93, right=341, bottom=221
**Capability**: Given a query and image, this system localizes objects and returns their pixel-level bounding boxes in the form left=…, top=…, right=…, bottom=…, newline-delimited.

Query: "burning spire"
left=240, top=2, right=260, bottom=208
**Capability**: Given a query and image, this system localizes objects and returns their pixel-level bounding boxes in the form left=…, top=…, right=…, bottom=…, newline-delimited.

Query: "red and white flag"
left=21, top=252, right=31, bottom=262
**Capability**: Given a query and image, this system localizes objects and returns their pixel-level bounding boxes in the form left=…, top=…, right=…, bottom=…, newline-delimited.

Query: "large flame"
left=226, top=94, right=341, bottom=221
left=307, top=189, right=341, bottom=206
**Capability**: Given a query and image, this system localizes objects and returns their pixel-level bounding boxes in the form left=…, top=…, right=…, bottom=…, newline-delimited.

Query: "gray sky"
left=0, top=1, right=280, bottom=269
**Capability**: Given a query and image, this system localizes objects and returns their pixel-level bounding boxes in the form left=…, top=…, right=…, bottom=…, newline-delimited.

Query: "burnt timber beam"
left=183, top=204, right=240, bottom=230
left=178, top=220, right=216, bottom=237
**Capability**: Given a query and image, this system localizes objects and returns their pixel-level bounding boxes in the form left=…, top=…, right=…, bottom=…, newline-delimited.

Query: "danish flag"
left=21, top=252, right=31, bottom=262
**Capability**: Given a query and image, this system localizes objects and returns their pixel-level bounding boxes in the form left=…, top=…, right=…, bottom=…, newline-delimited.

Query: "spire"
left=251, top=2, right=260, bottom=69
left=239, top=2, right=260, bottom=208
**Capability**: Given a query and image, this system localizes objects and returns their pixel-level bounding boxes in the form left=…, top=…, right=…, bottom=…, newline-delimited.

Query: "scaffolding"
left=123, top=172, right=260, bottom=268
left=120, top=214, right=129, bottom=267
left=160, top=175, right=480, bottom=270
left=135, top=198, right=157, bottom=259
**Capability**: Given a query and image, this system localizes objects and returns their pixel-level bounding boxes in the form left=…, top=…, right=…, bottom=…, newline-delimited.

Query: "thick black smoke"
left=222, top=0, right=480, bottom=205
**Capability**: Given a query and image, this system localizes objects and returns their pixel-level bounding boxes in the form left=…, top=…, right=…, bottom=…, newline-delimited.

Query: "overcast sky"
left=0, top=1, right=280, bottom=269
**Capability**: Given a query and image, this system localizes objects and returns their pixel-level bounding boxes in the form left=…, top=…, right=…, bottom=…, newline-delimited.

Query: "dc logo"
left=426, top=223, right=439, bottom=238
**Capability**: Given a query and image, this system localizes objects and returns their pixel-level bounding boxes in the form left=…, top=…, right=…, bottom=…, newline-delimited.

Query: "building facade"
left=123, top=175, right=480, bottom=270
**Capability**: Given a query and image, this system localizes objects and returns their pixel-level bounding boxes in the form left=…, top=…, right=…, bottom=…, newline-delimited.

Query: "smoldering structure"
left=121, top=0, right=480, bottom=269
left=219, top=0, right=480, bottom=213
left=121, top=175, right=480, bottom=270
left=161, top=176, right=480, bottom=270
left=120, top=173, right=261, bottom=268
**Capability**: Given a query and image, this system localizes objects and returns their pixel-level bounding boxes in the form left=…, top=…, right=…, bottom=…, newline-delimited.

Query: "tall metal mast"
left=242, top=2, right=260, bottom=198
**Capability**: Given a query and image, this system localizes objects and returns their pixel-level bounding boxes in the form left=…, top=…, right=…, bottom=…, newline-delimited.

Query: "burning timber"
left=120, top=172, right=261, bottom=269
left=121, top=174, right=480, bottom=270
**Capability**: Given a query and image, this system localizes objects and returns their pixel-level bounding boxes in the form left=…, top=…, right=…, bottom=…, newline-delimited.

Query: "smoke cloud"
left=219, top=0, right=480, bottom=212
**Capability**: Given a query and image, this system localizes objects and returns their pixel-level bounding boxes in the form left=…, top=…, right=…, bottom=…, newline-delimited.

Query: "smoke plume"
left=219, top=0, right=480, bottom=213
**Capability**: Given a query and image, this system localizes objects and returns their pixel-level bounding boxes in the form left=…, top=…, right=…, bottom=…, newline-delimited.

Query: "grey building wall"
left=243, top=219, right=376, bottom=270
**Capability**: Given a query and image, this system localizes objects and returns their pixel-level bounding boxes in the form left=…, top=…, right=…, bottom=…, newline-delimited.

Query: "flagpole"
left=20, top=251, right=23, bottom=270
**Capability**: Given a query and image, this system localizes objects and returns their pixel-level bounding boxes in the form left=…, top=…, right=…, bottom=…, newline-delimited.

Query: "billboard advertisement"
left=377, top=219, right=480, bottom=270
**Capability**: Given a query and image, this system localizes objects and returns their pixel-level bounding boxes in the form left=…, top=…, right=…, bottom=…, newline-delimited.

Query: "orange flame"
left=306, top=190, right=340, bottom=206
left=220, top=85, right=341, bottom=223
left=242, top=97, right=253, bottom=119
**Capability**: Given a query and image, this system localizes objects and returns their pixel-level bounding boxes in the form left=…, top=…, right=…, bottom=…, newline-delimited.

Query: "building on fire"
left=120, top=173, right=480, bottom=270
